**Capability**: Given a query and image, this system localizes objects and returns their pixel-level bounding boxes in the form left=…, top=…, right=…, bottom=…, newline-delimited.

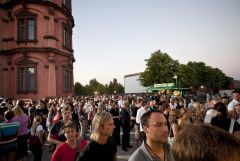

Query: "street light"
left=173, top=75, right=178, bottom=88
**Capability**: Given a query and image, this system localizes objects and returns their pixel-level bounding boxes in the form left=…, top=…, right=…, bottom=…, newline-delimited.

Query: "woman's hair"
left=12, top=106, right=24, bottom=116
left=90, top=111, right=113, bottom=141
left=214, top=102, right=228, bottom=117
left=168, top=109, right=180, bottom=124
left=172, top=124, right=240, bottom=161
left=61, top=104, right=71, bottom=113
left=31, top=115, right=42, bottom=133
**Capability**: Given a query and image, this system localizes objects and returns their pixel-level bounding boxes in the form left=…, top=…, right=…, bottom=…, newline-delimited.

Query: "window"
left=17, top=11, right=37, bottom=42
left=62, top=24, right=72, bottom=49
left=63, top=69, right=72, bottom=92
left=17, top=59, right=37, bottom=93
left=62, top=0, right=71, bottom=10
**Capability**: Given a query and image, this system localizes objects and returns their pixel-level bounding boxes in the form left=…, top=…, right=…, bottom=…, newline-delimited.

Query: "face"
left=235, top=105, right=240, bottom=115
left=99, top=118, right=116, bottom=137
left=62, top=110, right=72, bottom=121
left=233, top=93, right=240, bottom=101
left=221, top=98, right=229, bottom=106
left=64, top=127, right=77, bottom=141
left=144, top=113, right=168, bottom=144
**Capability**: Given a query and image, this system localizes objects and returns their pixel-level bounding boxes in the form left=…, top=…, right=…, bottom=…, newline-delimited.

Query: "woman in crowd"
left=29, top=116, right=44, bottom=161
left=76, top=112, right=117, bottom=161
left=168, top=109, right=180, bottom=146
left=12, top=104, right=30, bottom=161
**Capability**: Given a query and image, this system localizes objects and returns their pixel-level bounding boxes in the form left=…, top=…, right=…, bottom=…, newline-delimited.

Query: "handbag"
left=29, top=128, right=41, bottom=147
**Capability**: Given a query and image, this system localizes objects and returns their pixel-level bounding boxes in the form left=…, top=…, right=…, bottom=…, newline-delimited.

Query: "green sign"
left=154, top=83, right=174, bottom=88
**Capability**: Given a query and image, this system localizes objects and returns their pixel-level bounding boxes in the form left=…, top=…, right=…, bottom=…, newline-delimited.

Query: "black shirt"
left=77, top=136, right=117, bottom=161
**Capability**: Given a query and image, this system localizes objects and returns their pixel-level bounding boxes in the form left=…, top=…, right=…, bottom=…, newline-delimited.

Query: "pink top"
left=12, top=115, right=29, bottom=136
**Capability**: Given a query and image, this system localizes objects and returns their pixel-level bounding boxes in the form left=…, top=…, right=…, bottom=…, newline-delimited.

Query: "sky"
left=72, top=0, right=240, bottom=86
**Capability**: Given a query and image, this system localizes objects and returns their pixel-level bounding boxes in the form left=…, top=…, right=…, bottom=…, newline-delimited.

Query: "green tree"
left=139, top=50, right=179, bottom=86
left=107, top=78, right=124, bottom=94
left=74, top=82, right=87, bottom=96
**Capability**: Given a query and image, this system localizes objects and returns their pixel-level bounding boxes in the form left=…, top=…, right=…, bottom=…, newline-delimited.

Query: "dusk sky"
left=72, top=0, right=240, bottom=85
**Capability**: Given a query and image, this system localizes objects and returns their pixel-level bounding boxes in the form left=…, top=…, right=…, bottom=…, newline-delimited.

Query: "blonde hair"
left=90, top=112, right=113, bottom=141
left=31, top=116, right=42, bottom=133
left=169, top=109, right=180, bottom=124
left=12, top=106, right=24, bottom=116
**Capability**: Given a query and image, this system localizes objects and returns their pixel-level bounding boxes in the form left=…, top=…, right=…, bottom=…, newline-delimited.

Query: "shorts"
left=0, top=141, right=18, bottom=156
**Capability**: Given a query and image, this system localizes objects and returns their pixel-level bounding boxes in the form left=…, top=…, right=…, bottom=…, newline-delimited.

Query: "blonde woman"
left=12, top=104, right=30, bottom=161
left=178, top=108, right=191, bottom=130
left=168, top=109, right=180, bottom=146
left=29, top=116, right=44, bottom=161
left=76, top=111, right=117, bottom=161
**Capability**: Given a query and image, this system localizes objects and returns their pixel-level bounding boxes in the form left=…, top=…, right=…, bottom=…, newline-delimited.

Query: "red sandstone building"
left=0, top=0, right=74, bottom=100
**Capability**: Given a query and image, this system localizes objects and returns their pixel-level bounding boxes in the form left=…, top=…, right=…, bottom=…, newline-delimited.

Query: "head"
left=4, top=110, right=15, bottom=121
left=61, top=105, right=72, bottom=121
left=180, top=108, right=189, bottom=119
left=168, top=109, right=180, bottom=124
left=63, top=121, right=78, bottom=141
left=90, top=112, right=115, bottom=141
left=31, top=115, right=42, bottom=131
left=214, top=102, right=228, bottom=117
left=234, top=103, right=240, bottom=116
left=17, top=100, right=25, bottom=108
left=172, top=124, right=240, bottom=161
left=141, top=110, right=168, bottom=144
left=221, top=97, right=229, bottom=106
left=232, top=90, right=240, bottom=101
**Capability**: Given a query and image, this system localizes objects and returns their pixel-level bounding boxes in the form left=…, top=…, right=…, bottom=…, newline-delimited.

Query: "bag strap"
left=229, top=118, right=235, bottom=134
left=75, top=139, right=82, bottom=161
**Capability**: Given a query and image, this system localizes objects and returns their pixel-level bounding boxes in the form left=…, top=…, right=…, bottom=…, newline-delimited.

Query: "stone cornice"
left=0, top=47, right=74, bottom=60
left=0, top=0, right=74, bottom=27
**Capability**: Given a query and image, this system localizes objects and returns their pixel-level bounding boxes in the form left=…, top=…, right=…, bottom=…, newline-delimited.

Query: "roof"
left=124, top=72, right=143, bottom=78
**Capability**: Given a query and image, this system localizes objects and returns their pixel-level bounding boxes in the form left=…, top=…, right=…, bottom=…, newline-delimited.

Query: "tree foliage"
left=139, top=50, right=179, bottom=86
left=139, top=50, right=232, bottom=90
left=74, top=78, right=124, bottom=96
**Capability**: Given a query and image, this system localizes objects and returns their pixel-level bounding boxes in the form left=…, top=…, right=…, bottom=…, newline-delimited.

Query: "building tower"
left=0, top=0, right=74, bottom=100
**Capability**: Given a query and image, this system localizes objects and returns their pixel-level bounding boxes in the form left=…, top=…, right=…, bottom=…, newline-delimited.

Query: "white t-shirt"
left=204, top=109, right=217, bottom=124
left=227, top=99, right=239, bottom=111
left=136, top=107, right=148, bottom=131
left=31, top=125, right=43, bottom=136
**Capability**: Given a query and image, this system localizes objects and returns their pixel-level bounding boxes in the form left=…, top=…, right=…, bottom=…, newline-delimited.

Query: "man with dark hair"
left=228, top=90, right=240, bottom=111
left=129, top=110, right=174, bottom=161
left=172, top=124, right=240, bottom=161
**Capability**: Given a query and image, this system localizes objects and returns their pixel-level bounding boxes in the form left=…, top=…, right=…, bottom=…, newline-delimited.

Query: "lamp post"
left=173, top=75, right=178, bottom=88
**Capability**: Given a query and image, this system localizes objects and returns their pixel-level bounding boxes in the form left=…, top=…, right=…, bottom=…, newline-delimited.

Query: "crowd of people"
left=0, top=90, right=240, bottom=161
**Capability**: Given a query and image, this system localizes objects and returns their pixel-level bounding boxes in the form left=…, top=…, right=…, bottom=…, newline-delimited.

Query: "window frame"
left=16, top=11, right=37, bottom=43
left=62, top=0, right=71, bottom=10
left=17, top=60, right=38, bottom=94
left=62, top=23, right=72, bottom=50
left=63, top=67, right=72, bottom=92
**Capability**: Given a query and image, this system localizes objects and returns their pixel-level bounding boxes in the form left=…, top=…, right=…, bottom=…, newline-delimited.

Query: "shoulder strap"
left=76, top=139, right=81, bottom=152
left=229, top=118, right=235, bottom=134
left=75, top=139, right=82, bottom=161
